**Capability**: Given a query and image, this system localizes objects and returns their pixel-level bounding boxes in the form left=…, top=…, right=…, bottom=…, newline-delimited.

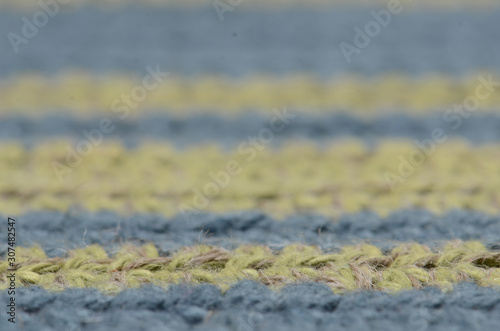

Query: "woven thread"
left=1, top=140, right=499, bottom=216
left=0, top=73, right=498, bottom=115
left=1, top=241, right=499, bottom=293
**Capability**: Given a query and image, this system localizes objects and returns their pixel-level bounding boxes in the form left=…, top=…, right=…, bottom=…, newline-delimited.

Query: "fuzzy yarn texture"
left=1, top=240, right=500, bottom=293
left=1, top=282, right=500, bottom=331
left=1, top=210, right=500, bottom=257
left=2, top=1, right=500, bottom=330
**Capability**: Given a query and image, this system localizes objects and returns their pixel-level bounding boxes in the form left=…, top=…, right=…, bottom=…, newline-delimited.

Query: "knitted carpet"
left=1, top=1, right=500, bottom=330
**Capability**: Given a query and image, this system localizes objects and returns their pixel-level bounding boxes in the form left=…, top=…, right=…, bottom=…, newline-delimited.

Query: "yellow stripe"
left=1, top=140, right=500, bottom=217
left=1, top=73, right=499, bottom=116
left=1, top=242, right=499, bottom=293
left=1, top=0, right=497, bottom=11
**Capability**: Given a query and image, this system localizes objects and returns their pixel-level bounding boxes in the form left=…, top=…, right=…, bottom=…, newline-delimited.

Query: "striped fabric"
left=1, top=1, right=500, bottom=330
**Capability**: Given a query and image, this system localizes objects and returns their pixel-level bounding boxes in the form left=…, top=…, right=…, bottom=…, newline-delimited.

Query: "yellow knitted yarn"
left=1, top=241, right=499, bottom=293
left=0, top=73, right=498, bottom=116
left=1, top=140, right=499, bottom=217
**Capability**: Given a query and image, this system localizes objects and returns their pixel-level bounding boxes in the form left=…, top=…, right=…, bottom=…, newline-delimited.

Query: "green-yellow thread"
left=1, top=241, right=499, bottom=294
left=1, top=73, right=500, bottom=115
left=1, top=140, right=500, bottom=217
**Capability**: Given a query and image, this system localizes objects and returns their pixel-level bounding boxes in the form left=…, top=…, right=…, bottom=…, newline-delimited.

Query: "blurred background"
left=0, top=0, right=499, bottom=223
left=2, top=1, right=500, bottom=330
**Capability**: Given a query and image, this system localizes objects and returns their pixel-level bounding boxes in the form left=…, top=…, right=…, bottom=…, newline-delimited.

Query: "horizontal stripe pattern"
left=2, top=1, right=499, bottom=331
left=1, top=113, right=500, bottom=144
left=1, top=9, right=500, bottom=75
left=1, top=242, right=499, bottom=292
left=1, top=74, right=499, bottom=115
left=1, top=283, right=499, bottom=331
left=1, top=141, right=499, bottom=216
left=2, top=210, right=500, bottom=257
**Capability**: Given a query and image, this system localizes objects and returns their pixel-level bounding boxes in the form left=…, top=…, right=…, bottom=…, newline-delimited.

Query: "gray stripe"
left=2, top=113, right=500, bottom=147
left=0, top=7, right=499, bottom=76
left=2, top=282, right=500, bottom=331
left=1, top=210, right=499, bottom=257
